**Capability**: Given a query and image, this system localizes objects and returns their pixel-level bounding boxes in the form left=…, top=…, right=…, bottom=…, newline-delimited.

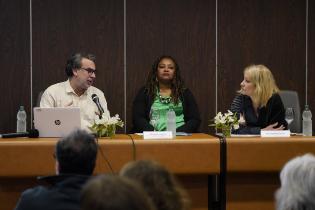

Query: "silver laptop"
left=33, top=107, right=81, bottom=137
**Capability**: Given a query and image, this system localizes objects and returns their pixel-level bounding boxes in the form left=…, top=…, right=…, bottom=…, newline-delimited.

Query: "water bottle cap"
left=169, top=104, right=174, bottom=110
left=19, top=106, right=25, bottom=111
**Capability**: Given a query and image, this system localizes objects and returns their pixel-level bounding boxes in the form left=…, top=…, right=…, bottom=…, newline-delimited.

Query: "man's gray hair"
left=275, top=153, right=315, bottom=210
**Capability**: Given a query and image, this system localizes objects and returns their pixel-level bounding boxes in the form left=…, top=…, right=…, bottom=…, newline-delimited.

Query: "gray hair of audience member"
left=119, top=160, right=191, bottom=210
left=80, top=175, right=156, bottom=210
left=65, top=52, right=96, bottom=77
left=55, top=129, right=97, bottom=175
left=275, top=153, right=315, bottom=210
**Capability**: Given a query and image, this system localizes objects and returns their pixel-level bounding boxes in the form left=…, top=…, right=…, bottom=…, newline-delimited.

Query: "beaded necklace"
left=158, top=92, right=172, bottom=104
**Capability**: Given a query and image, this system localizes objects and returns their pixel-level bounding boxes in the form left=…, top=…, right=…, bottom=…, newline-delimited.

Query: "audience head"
left=240, top=64, right=279, bottom=106
left=120, top=160, right=191, bottom=210
left=55, top=129, right=97, bottom=175
left=145, top=55, right=185, bottom=104
left=81, top=175, right=155, bottom=210
left=275, top=153, right=315, bottom=210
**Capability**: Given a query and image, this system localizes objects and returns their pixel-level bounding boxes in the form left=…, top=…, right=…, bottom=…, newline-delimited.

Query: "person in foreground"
left=14, top=129, right=97, bottom=210
left=132, top=55, right=200, bottom=133
left=275, top=153, right=315, bottom=210
left=40, top=52, right=110, bottom=130
left=120, top=160, right=191, bottom=210
left=81, top=175, right=156, bottom=210
left=230, top=64, right=287, bottom=134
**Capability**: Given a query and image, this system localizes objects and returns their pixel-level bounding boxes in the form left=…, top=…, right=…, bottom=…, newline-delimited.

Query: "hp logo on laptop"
left=54, top=120, right=61, bottom=125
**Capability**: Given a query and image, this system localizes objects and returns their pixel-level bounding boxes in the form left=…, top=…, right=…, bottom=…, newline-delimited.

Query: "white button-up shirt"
left=40, top=80, right=110, bottom=131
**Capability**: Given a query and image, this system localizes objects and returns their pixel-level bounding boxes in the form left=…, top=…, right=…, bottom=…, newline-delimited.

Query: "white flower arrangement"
left=89, top=114, right=124, bottom=138
left=210, top=110, right=240, bottom=136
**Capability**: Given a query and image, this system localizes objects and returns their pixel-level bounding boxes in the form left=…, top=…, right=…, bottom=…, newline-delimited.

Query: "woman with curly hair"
left=120, top=160, right=191, bottom=210
left=132, top=55, right=200, bottom=133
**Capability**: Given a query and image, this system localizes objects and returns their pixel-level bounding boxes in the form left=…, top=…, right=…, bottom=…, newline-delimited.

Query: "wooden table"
left=3, top=134, right=314, bottom=210
left=225, top=136, right=315, bottom=210
left=0, top=133, right=220, bottom=210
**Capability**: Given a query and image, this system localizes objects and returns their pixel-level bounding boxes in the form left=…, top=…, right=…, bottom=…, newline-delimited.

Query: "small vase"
left=105, top=124, right=116, bottom=138
left=96, top=124, right=116, bottom=138
left=221, top=126, right=231, bottom=137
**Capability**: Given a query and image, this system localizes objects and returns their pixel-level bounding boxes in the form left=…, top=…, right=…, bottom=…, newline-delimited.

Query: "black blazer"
left=230, top=93, right=288, bottom=134
left=14, top=174, right=90, bottom=210
left=131, top=87, right=201, bottom=133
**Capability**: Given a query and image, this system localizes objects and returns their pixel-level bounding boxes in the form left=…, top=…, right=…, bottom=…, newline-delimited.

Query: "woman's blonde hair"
left=243, top=64, right=279, bottom=106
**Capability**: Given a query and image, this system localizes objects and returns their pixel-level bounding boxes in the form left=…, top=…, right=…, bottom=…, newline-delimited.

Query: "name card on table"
left=143, top=131, right=173, bottom=139
left=261, top=130, right=290, bottom=137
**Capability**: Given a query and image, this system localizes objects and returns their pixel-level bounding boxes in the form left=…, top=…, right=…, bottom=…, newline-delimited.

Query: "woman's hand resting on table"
left=261, top=122, right=285, bottom=131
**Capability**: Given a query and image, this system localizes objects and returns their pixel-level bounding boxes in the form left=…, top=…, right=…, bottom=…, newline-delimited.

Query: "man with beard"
left=40, top=53, right=110, bottom=130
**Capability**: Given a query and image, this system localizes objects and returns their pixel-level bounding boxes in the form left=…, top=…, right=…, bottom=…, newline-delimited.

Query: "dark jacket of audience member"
left=14, top=129, right=97, bottom=210
left=81, top=175, right=156, bottom=210
left=120, top=160, right=191, bottom=210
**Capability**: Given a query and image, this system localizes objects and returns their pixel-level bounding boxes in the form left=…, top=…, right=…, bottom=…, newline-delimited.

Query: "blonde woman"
left=230, top=64, right=287, bottom=134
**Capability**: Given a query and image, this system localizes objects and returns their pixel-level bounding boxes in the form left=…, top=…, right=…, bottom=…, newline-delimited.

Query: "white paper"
left=143, top=131, right=173, bottom=139
left=261, top=130, right=290, bottom=137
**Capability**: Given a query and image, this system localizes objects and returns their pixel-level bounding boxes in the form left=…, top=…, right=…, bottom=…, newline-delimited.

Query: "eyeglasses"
left=80, top=67, right=96, bottom=75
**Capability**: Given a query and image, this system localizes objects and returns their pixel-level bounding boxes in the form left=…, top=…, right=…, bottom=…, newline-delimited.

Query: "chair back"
left=279, top=90, right=301, bottom=133
left=36, top=91, right=44, bottom=107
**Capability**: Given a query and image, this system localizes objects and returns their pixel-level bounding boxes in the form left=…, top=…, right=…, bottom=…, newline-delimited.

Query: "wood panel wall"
left=218, top=0, right=306, bottom=112
left=0, top=0, right=313, bottom=134
left=0, top=0, right=30, bottom=132
left=126, top=0, right=216, bottom=132
left=309, top=0, right=315, bottom=112
left=32, top=0, right=124, bottom=121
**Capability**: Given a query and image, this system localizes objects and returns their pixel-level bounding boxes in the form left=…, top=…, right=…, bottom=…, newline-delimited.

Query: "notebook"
left=33, top=107, right=81, bottom=137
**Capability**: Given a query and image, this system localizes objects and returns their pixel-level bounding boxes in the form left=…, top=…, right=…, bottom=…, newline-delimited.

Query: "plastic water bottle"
left=302, top=105, right=312, bottom=136
left=17, top=106, right=27, bottom=133
left=166, top=109, right=176, bottom=138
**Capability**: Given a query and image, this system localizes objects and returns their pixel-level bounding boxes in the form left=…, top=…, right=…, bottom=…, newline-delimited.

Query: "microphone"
left=91, top=94, right=104, bottom=118
left=0, top=129, right=39, bottom=138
